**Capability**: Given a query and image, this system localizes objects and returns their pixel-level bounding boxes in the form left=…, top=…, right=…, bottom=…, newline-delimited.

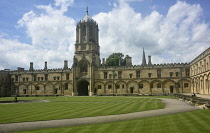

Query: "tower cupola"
left=81, top=7, right=95, bottom=23
left=76, top=7, right=99, bottom=44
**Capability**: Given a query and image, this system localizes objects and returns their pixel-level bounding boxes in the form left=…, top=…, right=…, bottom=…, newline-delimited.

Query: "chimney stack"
left=102, top=58, right=106, bottom=66
left=18, top=67, right=24, bottom=71
left=29, top=62, right=34, bottom=71
left=63, top=60, right=68, bottom=69
left=44, top=61, right=48, bottom=70
left=141, top=48, right=147, bottom=66
left=148, top=56, right=152, bottom=66
left=125, top=55, right=132, bottom=66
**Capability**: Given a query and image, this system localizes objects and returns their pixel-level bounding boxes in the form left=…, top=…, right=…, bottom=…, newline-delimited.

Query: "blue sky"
left=0, top=0, right=210, bottom=70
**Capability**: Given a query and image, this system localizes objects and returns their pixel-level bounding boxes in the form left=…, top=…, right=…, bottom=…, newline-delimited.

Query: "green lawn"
left=14, top=110, right=210, bottom=133
left=0, top=96, right=164, bottom=124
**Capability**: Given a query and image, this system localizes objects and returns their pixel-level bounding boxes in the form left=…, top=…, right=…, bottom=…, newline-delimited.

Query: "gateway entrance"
left=77, top=80, right=89, bottom=96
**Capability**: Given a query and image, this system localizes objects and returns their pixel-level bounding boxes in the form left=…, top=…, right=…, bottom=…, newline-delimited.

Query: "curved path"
left=0, top=98, right=200, bottom=133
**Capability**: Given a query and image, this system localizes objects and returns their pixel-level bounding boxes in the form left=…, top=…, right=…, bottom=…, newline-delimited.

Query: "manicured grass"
left=0, top=96, right=164, bottom=124
left=15, top=110, right=210, bottom=133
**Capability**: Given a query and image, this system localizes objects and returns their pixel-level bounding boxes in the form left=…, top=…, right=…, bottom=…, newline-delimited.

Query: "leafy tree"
left=106, top=53, right=126, bottom=66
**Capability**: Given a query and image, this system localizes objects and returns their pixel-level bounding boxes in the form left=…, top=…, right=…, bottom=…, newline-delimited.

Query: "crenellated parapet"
left=9, top=68, right=72, bottom=74
left=151, top=62, right=190, bottom=68
left=8, top=60, right=72, bottom=75
left=190, top=47, right=210, bottom=77
left=98, top=62, right=190, bottom=70
left=190, top=47, right=210, bottom=65
left=0, top=70, right=10, bottom=74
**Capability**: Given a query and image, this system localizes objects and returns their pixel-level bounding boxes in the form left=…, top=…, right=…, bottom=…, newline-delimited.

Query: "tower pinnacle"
left=86, top=6, right=89, bottom=15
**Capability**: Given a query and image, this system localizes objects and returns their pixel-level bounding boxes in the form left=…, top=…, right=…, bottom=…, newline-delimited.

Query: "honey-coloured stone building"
left=0, top=9, right=209, bottom=97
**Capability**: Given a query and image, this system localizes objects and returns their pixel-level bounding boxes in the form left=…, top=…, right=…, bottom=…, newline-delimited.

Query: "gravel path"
left=0, top=98, right=200, bottom=133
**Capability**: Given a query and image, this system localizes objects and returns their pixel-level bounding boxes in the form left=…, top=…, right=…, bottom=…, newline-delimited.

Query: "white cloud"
left=0, top=38, right=34, bottom=70
left=113, top=3, right=118, bottom=8
left=93, top=1, right=210, bottom=64
left=1, top=0, right=210, bottom=70
left=17, top=0, right=75, bottom=50
left=0, top=0, right=75, bottom=70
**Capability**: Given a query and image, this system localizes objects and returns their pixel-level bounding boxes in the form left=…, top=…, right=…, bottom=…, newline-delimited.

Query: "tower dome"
left=80, top=7, right=95, bottom=23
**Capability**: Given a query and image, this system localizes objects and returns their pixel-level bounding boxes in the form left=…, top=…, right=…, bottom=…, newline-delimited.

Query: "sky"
left=0, top=0, right=210, bottom=70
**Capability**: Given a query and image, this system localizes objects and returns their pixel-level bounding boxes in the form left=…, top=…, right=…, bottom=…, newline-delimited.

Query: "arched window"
left=79, top=61, right=88, bottom=73
left=157, top=83, right=161, bottom=88
left=89, top=26, right=95, bottom=42
left=89, top=25, right=93, bottom=37
left=82, top=25, right=86, bottom=36
left=65, top=83, right=68, bottom=90
left=139, top=84, right=143, bottom=89
left=76, top=27, right=79, bottom=42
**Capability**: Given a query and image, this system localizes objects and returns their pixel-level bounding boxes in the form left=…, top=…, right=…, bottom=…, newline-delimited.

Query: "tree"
left=106, top=53, right=126, bottom=66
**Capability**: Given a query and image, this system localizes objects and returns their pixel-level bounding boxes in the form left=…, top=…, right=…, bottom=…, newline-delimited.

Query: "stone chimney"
left=141, top=48, right=147, bottom=66
left=18, top=67, right=24, bottom=71
left=29, top=62, right=34, bottom=71
left=148, top=56, right=152, bottom=66
left=44, top=61, right=47, bottom=70
left=63, top=60, right=68, bottom=69
left=102, top=58, right=106, bottom=66
left=125, top=55, right=132, bottom=66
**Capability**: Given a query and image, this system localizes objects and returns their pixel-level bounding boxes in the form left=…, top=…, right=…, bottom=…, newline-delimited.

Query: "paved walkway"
left=0, top=98, right=200, bottom=133
left=180, top=93, right=210, bottom=99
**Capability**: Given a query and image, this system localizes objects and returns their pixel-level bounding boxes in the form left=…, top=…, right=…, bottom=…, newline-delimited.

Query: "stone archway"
left=77, top=80, right=89, bottom=96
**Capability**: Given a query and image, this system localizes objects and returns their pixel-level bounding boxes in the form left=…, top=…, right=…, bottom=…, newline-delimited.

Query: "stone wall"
left=190, top=47, right=210, bottom=94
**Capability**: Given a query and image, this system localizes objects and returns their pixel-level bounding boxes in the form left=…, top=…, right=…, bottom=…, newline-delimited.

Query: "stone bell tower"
left=74, top=7, right=100, bottom=67
left=72, top=7, right=100, bottom=96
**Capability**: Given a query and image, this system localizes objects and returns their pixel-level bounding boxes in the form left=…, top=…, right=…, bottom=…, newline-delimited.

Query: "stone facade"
left=0, top=70, right=10, bottom=97
left=0, top=10, right=209, bottom=97
left=94, top=63, right=191, bottom=96
left=190, top=47, right=210, bottom=94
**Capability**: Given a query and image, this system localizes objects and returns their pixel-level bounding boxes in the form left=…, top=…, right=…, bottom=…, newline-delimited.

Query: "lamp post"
left=15, top=87, right=18, bottom=102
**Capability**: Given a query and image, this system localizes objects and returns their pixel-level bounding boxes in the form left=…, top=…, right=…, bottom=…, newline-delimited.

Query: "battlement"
left=190, top=47, right=210, bottom=65
left=9, top=68, right=72, bottom=74
left=0, top=69, right=10, bottom=74
left=98, top=62, right=190, bottom=70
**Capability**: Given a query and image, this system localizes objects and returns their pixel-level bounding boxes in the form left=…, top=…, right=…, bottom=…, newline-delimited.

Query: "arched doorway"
left=170, top=86, right=174, bottom=93
left=77, top=80, right=89, bottom=96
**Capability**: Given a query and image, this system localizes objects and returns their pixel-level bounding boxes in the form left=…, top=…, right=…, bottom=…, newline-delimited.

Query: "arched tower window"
left=76, top=27, right=79, bottom=42
left=90, top=26, right=93, bottom=36
left=89, top=25, right=95, bottom=42
left=82, top=25, right=86, bottom=36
